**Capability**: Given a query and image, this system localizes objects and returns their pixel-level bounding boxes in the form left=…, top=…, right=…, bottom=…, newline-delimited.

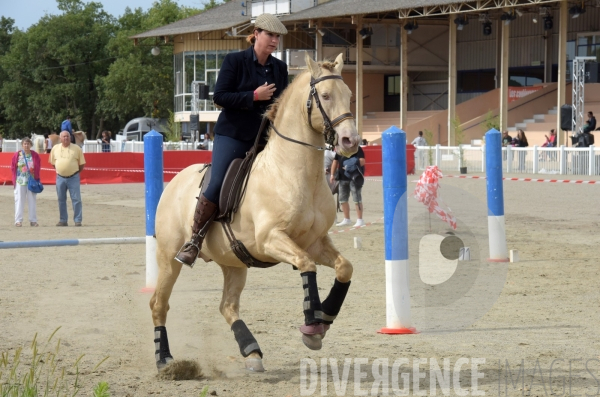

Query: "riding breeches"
left=203, top=134, right=255, bottom=204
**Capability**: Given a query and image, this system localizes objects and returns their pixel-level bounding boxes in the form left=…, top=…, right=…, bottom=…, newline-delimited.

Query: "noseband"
left=271, top=74, right=354, bottom=151
left=306, top=75, right=354, bottom=147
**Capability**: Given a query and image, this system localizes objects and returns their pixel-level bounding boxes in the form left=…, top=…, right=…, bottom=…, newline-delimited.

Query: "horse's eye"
left=322, top=93, right=330, bottom=100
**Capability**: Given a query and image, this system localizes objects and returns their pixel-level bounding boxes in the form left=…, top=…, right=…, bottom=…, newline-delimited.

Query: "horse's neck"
left=261, top=121, right=325, bottom=189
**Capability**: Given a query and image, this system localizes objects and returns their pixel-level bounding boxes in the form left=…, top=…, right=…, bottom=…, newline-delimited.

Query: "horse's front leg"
left=307, top=235, right=353, bottom=336
left=219, top=265, right=264, bottom=372
left=262, top=231, right=326, bottom=350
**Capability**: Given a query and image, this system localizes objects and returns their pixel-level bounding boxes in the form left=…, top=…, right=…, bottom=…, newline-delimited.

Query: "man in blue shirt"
left=61, top=116, right=74, bottom=143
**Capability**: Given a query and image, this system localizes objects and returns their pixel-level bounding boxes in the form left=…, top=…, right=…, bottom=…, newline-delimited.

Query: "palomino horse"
left=151, top=53, right=360, bottom=372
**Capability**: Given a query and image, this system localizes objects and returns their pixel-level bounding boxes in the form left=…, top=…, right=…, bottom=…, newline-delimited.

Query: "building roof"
left=280, top=0, right=474, bottom=22
left=131, top=0, right=250, bottom=39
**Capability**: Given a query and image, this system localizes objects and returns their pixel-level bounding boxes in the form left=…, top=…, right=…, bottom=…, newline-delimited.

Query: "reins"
left=270, top=74, right=354, bottom=150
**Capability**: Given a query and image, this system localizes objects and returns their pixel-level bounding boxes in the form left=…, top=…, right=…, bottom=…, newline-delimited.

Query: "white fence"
left=414, top=145, right=600, bottom=176
left=2, top=140, right=212, bottom=154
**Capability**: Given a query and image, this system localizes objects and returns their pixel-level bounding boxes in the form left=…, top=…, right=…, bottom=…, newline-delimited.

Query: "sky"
left=2, top=0, right=210, bottom=30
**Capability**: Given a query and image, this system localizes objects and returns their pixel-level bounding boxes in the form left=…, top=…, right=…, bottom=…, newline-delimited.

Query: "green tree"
left=0, top=0, right=116, bottom=137
left=0, top=17, right=16, bottom=137
left=95, top=0, right=201, bottom=135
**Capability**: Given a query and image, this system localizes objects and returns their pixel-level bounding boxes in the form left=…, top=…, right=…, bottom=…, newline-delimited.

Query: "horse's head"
left=304, top=52, right=359, bottom=157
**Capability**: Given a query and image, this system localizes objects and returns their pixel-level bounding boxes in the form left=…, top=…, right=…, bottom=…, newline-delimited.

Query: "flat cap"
left=254, top=13, right=288, bottom=35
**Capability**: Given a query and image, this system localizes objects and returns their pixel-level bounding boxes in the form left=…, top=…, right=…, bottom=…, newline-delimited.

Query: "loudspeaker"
left=560, top=105, right=573, bottom=131
left=189, top=114, right=199, bottom=131
left=585, top=62, right=599, bottom=83
left=199, top=84, right=209, bottom=100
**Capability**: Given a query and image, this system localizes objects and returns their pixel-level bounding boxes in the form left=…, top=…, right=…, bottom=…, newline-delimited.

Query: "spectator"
left=360, top=138, right=368, bottom=146
left=324, top=148, right=336, bottom=190
left=542, top=129, right=557, bottom=147
left=502, top=131, right=513, bottom=147
left=61, top=115, right=75, bottom=144
left=513, top=129, right=528, bottom=171
left=101, top=130, right=111, bottom=152
left=0, top=133, right=3, bottom=152
left=330, top=146, right=366, bottom=227
left=583, top=111, right=596, bottom=133
left=43, top=133, right=53, bottom=153
left=411, top=131, right=427, bottom=146
left=10, top=137, right=41, bottom=227
left=49, top=131, right=86, bottom=226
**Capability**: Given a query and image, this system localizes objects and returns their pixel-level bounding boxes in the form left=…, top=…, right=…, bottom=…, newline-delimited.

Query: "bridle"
left=271, top=74, right=354, bottom=151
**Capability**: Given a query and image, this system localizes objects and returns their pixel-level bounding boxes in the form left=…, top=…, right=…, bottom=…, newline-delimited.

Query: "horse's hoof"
left=302, top=333, right=323, bottom=350
left=245, top=357, right=265, bottom=372
left=156, top=356, right=174, bottom=372
left=322, top=324, right=331, bottom=339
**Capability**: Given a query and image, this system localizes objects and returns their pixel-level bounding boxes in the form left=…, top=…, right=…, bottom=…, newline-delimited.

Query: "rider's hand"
left=254, top=83, right=276, bottom=101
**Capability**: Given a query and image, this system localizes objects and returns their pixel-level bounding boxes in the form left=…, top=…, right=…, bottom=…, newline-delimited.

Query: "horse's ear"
left=305, top=52, right=321, bottom=78
left=334, top=53, right=344, bottom=74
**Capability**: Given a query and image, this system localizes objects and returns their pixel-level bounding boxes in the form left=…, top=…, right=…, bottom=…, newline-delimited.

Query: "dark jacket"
left=213, top=46, right=288, bottom=142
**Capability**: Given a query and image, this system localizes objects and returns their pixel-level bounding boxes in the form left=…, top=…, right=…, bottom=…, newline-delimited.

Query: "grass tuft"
left=0, top=328, right=109, bottom=397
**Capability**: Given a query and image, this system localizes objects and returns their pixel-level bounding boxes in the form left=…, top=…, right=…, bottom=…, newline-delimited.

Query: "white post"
left=533, top=146, right=539, bottom=174
left=506, top=146, right=512, bottom=173
left=435, top=144, right=441, bottom=166
left=481, top=144, right=486, bottom=173
left=589, top=145, right=595, bottom=176
left=559, top=145, right=566, bottom=174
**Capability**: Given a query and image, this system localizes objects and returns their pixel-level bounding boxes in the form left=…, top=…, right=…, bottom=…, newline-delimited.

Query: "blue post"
left=379, top=126, right=416, bottom=334
left=485, top=129, right=508, bottom=262
left=144, top=130, right=164, bottom=289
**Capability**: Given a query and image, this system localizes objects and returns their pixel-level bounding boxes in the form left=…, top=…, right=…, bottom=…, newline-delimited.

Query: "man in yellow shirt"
left=49, top=131, right=86, bottom=226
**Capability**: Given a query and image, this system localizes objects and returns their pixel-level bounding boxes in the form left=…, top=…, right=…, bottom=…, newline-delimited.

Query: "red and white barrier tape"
left=328, top=216, right=383, bottom=235
left=0, top=165, right=184, bottom=175
left=444, top=174, right=599, bottom=184
left=365, top=176, right=599, bottom=184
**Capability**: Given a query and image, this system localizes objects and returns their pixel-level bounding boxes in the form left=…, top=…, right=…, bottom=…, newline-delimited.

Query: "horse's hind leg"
left=308, top=235, right=353, bottom=334
left=219, top=265, right=264, bottom=372
left=149, top=246, right=183, bottom=371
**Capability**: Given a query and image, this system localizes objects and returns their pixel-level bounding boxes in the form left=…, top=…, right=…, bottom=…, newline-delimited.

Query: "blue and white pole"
left=485, top=129, right=509, bottom=262
left=144, top=130, right=164, bottom=291
left=379, top=126, right=417, bottom=334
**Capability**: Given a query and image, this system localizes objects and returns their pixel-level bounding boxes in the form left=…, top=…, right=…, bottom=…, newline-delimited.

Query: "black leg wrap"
left=154, top=326, right=174, bottom=369
left=231, top=320, right=263, bottom=358
left=321, top=279, right=351, bottom=325
left=301, top=271, right=323, bottom=325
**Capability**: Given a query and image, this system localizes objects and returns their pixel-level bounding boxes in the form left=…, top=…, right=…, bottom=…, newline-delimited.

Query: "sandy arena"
left=1, top=172, right=599, bottom=396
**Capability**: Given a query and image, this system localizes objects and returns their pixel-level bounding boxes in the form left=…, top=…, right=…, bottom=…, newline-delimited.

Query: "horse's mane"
left=265, top=60, right=339, bottom=126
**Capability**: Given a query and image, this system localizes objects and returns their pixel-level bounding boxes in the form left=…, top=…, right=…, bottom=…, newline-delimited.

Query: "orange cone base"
left=378, top=327, right=419, bottom=334
left=487, top=258, right=510, bottom=263
left=140, top=287, right=155, bottom=293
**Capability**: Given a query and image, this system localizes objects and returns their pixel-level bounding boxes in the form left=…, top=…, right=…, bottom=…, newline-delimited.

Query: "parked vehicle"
left=117, top=118, right=168, bottom=141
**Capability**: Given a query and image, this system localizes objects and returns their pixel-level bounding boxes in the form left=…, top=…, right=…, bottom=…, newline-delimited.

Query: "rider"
left=175, top=14, right=289, bottom=267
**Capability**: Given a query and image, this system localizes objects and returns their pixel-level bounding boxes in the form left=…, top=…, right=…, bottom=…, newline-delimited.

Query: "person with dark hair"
left=330, top=146, right=366, bottom=228
left=43, top=133, right=53, bottom=153
left=175, top=13, right=289, bottom=267
left=513, top=129, right=528, bottom=171
left=583, top=111, right=596, bottom=133
left=11, top=137, right=41, bottom=227
left=61, top=115, right=75, bottom=144
left=101, top=131, right=111, bottom=152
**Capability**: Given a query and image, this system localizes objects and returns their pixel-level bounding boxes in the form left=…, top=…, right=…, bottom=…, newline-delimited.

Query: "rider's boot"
left=175, top=194, right=218, bottom=268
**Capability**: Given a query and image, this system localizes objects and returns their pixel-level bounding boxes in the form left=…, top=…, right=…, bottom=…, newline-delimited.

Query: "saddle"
left=199, top=118, right=278, bottom=269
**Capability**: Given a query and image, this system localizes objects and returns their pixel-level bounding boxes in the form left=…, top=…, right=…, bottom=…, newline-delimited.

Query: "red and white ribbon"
left=413, top=166, right=457, bottom=230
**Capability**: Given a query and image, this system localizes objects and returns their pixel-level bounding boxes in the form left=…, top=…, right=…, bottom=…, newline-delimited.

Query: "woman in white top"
left=44, top=133, right=53, bottom=153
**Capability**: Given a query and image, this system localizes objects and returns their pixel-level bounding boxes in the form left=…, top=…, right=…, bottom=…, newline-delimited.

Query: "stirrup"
left=175, top=241, right=200, bottom=268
